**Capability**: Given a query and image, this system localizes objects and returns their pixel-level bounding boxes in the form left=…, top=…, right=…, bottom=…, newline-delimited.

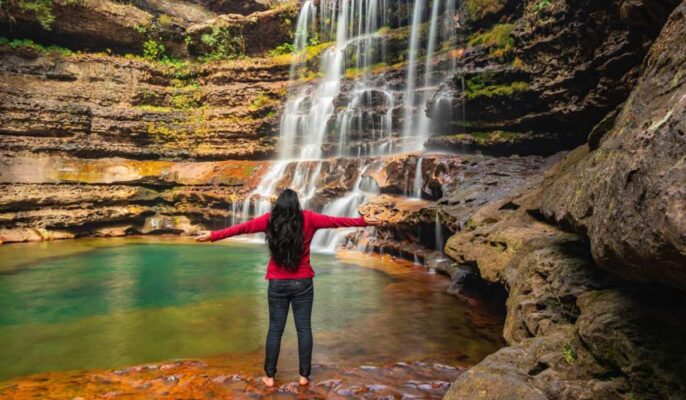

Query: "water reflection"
left=0, top=238, right=503, bottom=381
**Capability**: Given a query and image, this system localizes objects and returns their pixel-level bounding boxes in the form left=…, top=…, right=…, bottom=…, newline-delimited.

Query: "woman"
left=195, top=189, right=379, bottom=387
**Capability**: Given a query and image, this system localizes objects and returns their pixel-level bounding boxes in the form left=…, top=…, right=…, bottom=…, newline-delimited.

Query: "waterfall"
left=233, top=0, right=459, bottom=253
left=400, top=0, right=425, bottom=150
left=415, top=0, right=441, bottom=145
left=312, top=163, right=379, bottom=252
left=435, top=211, right=444, bottom=255
left=413, top=156, right=423, bottom=198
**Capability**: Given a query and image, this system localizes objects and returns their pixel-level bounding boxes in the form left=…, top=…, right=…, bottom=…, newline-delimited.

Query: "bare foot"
left=261, top=376, right=275, bottom=388
left=299, top=376, right=310, bottom=386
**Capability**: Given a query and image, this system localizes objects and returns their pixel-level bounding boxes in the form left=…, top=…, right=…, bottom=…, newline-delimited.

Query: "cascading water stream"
left=235, top=0, right=459, bottom=253
left=435, top=211, right=444, bottom=255
left=413, top=156, right=424, bottom=198
left=311, top=163, right=379, bottom=253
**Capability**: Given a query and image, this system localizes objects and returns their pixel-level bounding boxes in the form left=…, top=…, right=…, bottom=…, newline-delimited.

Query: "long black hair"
left=266, top=189, right=304, bottom=270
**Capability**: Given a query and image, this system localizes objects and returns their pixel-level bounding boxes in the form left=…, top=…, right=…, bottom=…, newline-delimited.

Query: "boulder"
left=540, top=2, right=686, bottom=291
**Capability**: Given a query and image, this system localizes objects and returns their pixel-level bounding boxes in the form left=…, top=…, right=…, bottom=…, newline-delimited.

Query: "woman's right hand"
left=195, top=231, right=212, bottom=242
left=364, top=216, right=382, bottom=226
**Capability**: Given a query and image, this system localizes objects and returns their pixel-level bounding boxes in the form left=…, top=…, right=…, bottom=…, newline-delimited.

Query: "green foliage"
left=249, top=92, right=273, bottom=110
left=466, top=0, right=505, bottom=19
left=8, top=0, right=79, bottom=30
left=465, top=72, right=528, bottom=99
left=142, top=39, right=165, bottom=60
left=269, top=42, right=295, bottom=56
left=18, top=0, right=54, bottom=29
left=563, top=343, right=577, bottom=364
left=0, top=36, right=73, bottom=55
left=200, top=25, right=245, bottom=61
left=307, top=32, right=320, bottom=47
left=171, top=87, right=202, bottom=110
left=135, top=21, right=168, bottom=60
left=137, top=88, right=160, bottom=105
left=470, top=131, right=519, bottom=144
left=563, top=343, right=576, bottom=364
left=468, top=23, right=514, bottom=59
left=533, top=0, right=552, bottom=13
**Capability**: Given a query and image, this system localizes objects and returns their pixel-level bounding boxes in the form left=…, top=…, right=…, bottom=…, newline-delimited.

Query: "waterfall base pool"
left=0, top=237, right=504, bottom=397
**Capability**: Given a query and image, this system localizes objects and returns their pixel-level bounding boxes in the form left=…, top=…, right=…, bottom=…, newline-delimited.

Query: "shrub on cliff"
left=1, top=0, right=78, bottom=30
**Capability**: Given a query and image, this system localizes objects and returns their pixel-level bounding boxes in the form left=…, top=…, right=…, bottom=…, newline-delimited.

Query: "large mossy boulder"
left=540, top=2, right=686, bottom=291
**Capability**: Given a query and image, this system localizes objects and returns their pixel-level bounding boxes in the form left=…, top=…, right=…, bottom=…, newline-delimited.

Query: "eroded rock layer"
left=427, top=0, right=681, bottom=155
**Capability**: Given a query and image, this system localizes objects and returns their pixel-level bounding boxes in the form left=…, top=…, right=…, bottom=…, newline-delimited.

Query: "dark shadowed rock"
left=429, top=0, right=681, bottom=155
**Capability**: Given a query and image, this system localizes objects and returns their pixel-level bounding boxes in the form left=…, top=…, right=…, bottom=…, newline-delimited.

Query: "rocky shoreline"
left=0, top=359, right=463, bottom=399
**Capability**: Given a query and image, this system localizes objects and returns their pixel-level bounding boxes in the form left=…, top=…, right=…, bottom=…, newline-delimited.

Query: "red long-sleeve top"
left=210, top=210, right=367, bottom=279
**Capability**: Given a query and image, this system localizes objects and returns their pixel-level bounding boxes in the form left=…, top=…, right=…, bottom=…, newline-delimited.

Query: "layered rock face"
left=0, top=0, right=297, bottom=243
left=443, top=183, right=686, bottom=399
left=438, top=2, right=686, bottom=398
left=0, top=48, right=286, bottom=160
left=0, top=0, right=298, bottom=56
left=427, top=0, right=681, bottom=155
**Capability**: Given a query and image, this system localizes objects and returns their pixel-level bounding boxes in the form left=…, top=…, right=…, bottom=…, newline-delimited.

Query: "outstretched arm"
left=310, top=211, right=380, bottom=229
left=196, top=212, right=271, bottom=242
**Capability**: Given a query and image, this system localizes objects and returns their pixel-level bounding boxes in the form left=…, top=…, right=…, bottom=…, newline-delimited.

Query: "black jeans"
left=265, top=278, right=314, bottom=378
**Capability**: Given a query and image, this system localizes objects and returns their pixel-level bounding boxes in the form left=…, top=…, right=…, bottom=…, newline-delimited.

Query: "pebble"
left=317, top=379, right=342, bottom=388
left=433, top=380, right=450, bottom=389
left=210, top=375, right=229, bottom=384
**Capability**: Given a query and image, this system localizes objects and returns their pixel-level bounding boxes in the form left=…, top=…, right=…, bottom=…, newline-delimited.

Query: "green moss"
left=512, top=56, right=524, bottom=69
left=465, top=72, right=528, bottom=99
left=345, top=62, right=388, bottom=79
left=0, top=36, right=73, bottom=55
left=171, top=85, right=202, bottom=110
left=563, top=343, right=577, bottom=364
left=466, top=0, right=505, bottom=19
left=468, top=23, right=514, bottom=59
left=532, top=0, right=552, bottom=13
left=135, top=105, right=174, bottom=113
left=471, top=131, right=519, bottom=144
left=249, top=92, right=279, bottom=111
left=442, top=131, right=521, bottom=145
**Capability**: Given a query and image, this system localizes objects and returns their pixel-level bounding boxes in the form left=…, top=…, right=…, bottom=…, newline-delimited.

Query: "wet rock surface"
left=354, top=153, right=556, bottom=265
left=0, top=359, right=463, bottom=399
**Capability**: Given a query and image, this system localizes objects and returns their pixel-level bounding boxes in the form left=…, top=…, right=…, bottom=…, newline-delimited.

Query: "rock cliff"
left=0, top=0, right=300, bottom=243
left=427, top=0, right=681, bottom=155
left=439, top=2, right=686, bottom=398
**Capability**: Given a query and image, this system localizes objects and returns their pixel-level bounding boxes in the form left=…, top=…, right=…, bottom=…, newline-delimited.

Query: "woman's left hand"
left=195, top=231, right=212, bottom=242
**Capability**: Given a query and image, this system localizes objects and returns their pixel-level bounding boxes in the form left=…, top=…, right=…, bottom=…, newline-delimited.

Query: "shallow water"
left=0, top=237, right=504, bottom=382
